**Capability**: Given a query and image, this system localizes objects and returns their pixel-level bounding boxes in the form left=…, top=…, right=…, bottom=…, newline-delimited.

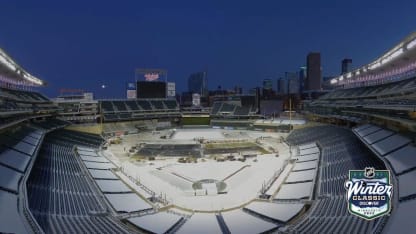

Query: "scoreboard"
left=136, top=81, right=166, bottom=99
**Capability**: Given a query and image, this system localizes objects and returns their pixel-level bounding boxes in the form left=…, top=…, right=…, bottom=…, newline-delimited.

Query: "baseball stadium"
left=1, top=27, right=416, bottom=234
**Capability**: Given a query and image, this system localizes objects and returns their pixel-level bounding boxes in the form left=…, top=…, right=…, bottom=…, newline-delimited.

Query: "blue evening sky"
left=1, top=0, right=415, bottom=98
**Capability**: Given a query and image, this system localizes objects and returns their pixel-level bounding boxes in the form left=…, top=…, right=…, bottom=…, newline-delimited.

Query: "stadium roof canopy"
left=0, top=48, right=44, bottom=86
left=331, top=32, right=416, bottom=87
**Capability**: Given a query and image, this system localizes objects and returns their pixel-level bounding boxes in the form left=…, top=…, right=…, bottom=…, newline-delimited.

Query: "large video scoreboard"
left=136, top=81, right=166, bottom=99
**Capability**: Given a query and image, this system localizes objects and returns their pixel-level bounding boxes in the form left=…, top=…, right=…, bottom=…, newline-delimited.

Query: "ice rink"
left=120, top=153, right=289, bottom=211
left=162, top=161, right=247, bottom=181
left=105, top=128, right=291, bottom=211
left=171, top=128, right=225, bottom=140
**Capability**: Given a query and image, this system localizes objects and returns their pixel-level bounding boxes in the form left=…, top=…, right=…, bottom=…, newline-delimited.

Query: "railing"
left=20, top=130, right=47, bottom=234
left=118, top=166, right=168, bottom=205
left=260, top=159, right=289, bottom=195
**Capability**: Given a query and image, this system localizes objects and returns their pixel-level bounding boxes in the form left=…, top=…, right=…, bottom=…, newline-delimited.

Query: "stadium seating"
left=127, top=212, right=185, bottom=233
left=113, top=100, right=128, bottom=111
left=177, top=213, right=223, bottom=234
left=353, top=124, right=416, bottom=205
left=244, top=202, right=304, bottom=223
left=0, top=87, right=58, bottom=113
left=284, top=125, right=387, bottom=233
left=0, top=124, right=46, bottom=233
left=137, top=100, right=152, bottom=110
left=211, top=102, right=222, bottom=115
left=101, top=101, right=115, bottom=112
left=306, top=77, right=416, bottom=123
left=125, top=100, right=140, bottom=110
left=220, top=209, right=278, bottom=233
left=100, top=99, right=180, bottom=122
left=233, top=106, right=251, bottom=115
left=210, top=101, right=257, bottom=117
left=78, top=147, right=154, bottom=214
left=323, top=78, right=416, bottom=100
left=26, top=129, right=130, bottom=233
left=31, top=119, right=70, bottom=130
left=164, top=99, right=178, bottom=109
left=0, top=87, right=59, bottom=128
left=50, top=129, right=104, bottom=146
left=0, top=87, right=49, bottom=102
left=150, top=100, right=164, bottom=109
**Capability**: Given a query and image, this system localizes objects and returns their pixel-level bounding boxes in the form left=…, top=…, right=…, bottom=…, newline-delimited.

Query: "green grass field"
left=181, top=116, right=211, bottom=125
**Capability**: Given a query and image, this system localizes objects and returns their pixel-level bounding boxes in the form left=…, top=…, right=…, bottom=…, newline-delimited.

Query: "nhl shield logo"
left=344, top=167, right=393, bottom=220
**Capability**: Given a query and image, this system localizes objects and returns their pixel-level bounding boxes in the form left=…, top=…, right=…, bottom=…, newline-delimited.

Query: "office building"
left=306, top=52, right=322, bottom=91
left=299, top=66, right=307, bottom=93
left=341, top=58, right=352, bottom=74
left=286, top=72, right=299, bottom=94
left=277, top=77, right=287, bottom=95
left=188, top=72, right=208, bottom=97
left=262, top=78, right=274, bottom=99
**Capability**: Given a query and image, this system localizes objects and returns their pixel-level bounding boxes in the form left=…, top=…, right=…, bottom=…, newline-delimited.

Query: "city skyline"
left=1, top=0, right=415, bottom=98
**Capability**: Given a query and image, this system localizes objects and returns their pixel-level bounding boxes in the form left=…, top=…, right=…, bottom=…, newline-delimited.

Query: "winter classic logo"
left=344, top=167, right=393, bottom=220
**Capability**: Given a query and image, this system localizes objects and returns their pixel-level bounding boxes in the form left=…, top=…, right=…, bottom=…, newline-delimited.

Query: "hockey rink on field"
left=105, top=128, right=291, bottom=211
left=171, top=128, right=226, bottom=140
left=161, top=161, right=247, bottom=181
left=120, top=153, right=290, bottom=211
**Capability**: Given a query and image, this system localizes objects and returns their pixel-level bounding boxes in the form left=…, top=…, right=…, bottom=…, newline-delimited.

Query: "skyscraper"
left=188, top=72, right=207, bottom=97
left=299, top=66, right=307, bottom=93
left=341, top=58, right=352, bottom=74
left=249, top=87, right=261, bottom=112
left=286, top=72, right=299, bottom=94
left=262, top=78, right=274, bottom=99
left=306, top=52, right=322, bottom=91
left=277, top=77, right=287, bottom=95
